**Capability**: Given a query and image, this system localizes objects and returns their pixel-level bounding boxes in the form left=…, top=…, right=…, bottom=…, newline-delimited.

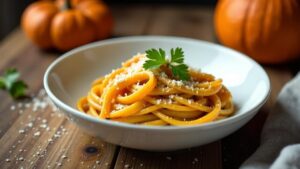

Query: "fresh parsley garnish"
left=143, top=48, right=167, bottom=69
left=143, top=47, right=190, bottom=80
left=0, top=68, right=28, bottom=99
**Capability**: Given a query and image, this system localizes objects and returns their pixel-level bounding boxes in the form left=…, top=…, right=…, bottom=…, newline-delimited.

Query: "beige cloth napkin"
left=240, top=72, right=300, bottom=169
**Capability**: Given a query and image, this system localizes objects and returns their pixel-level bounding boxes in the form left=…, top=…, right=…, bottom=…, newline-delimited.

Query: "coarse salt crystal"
left=19, top=129, right=25, bottom=134
left=27, top=122, right=33, bottom=128
left=40, top=124, right=47, bottom=128
left=10, top=105, right=16, bottom=110
left=34, top=131, right=41, bottom=137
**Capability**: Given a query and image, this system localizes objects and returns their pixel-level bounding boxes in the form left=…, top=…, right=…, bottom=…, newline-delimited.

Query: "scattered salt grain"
left=54, top=131, right=61, bottom=138
left=61, top=155, right=67, bottom=159
left=18, top=157, right=24, bottom=161
left=96, top=160, right=100, bottom=164
left=34, top=131, right=41, bottom=137
left=5, top=158, right=10, bottom=162
left=124, top=164, right=130, bottom=168
left=27, top=122, right=33, bottom=128
left=10, top=105, right=16, bottom=110
left=18, top=129, right=25, bottom=134
left=40, top=124, right=47, bottom=128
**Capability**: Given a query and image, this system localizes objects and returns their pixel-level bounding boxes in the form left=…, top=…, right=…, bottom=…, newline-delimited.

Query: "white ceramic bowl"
left=44, top=36, right=270, bottom=151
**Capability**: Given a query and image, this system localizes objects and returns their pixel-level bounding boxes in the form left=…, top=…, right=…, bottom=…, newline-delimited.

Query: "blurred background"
left=0, top=0, right=216, bottom=40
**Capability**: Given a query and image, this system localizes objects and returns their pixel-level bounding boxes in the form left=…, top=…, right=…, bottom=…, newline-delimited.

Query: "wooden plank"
left=0, top=45, right=56, bottom=138
left=0, top=29, right=30, bottom=70
left=0, top=91, right=116, bottom=169
left=113, top=5, right=222, bottom=169
left=222, top=67, right=293, bottom=169
left=114, top=142, right=221, bottom=169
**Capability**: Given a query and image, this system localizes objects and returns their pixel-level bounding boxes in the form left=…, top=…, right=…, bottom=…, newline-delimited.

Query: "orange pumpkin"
left=214, top=0, right=300, bottom=64
left=22, top=0, right=113, bottom=51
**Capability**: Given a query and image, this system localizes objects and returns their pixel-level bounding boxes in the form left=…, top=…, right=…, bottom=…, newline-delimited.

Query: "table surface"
left=0, top=4, right=299, bottom=169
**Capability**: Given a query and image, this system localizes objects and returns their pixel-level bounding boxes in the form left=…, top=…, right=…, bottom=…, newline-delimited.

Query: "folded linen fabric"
left=240, top=72, right=300, bottom=169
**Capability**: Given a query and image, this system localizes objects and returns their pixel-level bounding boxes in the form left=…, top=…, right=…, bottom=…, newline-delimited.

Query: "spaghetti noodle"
left=77, top=53, right=234, bottom=126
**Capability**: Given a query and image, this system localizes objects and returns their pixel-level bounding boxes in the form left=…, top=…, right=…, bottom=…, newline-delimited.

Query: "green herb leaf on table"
left=0, top=68, right=28, bottom=99
left=10, top=81, right=28, bottom=99
left=143, top=47, right=190, bottom=81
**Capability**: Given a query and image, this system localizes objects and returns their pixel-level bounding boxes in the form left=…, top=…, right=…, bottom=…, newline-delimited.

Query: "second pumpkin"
left=22, top=0, right=113, bottom=51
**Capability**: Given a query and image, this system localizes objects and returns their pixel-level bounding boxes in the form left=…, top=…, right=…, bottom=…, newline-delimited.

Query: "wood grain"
left=0, top=28, right=30, bottom=70
left=114, top=142, right=221, bottom=169
left=0, top=92, right=117, bottom=169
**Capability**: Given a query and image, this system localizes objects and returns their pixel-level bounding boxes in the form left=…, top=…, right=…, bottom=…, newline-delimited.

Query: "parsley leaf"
left=170, top=47, right=184, bottom=63
left=143, top=48, right=167, bottom=69
left=143, top=47, right=190, bottom=81
left=10, top=81, right=28, bottom=99
left=170, top=64, right=190, bottom=81
left=0, top=68, right=28, bottom=99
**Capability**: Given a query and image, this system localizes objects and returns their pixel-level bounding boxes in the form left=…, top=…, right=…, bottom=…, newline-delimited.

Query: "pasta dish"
left=77, top=48, right=234, bottom=126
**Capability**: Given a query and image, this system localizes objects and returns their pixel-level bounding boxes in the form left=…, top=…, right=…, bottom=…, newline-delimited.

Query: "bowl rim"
left=43, top=35, right=271, bottom=131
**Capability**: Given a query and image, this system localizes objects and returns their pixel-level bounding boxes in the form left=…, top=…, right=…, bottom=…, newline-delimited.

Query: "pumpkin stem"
left=62, top=0, right=72, bottom=10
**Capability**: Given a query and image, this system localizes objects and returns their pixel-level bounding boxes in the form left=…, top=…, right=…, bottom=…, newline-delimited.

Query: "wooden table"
left=0, top=4, right=299, bottom=169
